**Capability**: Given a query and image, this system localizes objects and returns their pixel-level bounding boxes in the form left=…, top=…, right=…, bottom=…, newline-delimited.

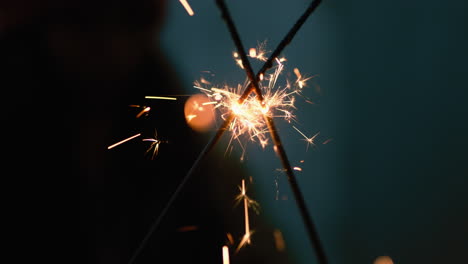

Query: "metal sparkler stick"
left=127, top=1, right=326, bottom=263
left=215, top=1, right=327, bottom=263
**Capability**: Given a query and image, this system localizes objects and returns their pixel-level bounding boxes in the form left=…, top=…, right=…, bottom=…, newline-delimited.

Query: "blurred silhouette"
left=1, top=1, right=292, bottom=264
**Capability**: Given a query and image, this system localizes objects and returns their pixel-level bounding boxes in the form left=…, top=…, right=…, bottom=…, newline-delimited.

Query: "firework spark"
left=293, top=125, right=320, bottom=151
left=107, top=133, right=141, bottom=149
left=194, top=44, right=310, bottom=159
left=142, top=130, right=167, bottom=160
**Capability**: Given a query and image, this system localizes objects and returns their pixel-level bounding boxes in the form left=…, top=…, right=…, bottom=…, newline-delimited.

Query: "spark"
left=107, top=133, right=141, bottom=149
left=241, top=179, right=250, bottom=244
left=179, top=0, right=195, bottom=16
left=222, top=245, right=230, bottom=264
left=136, top=106, right=151, bottom=118
left=144, top=96, right=177, bottom=100
left=194, top=43, right=311, bottom=158
left=129, top=105, right=151, bottom=118
left=293, top=125, right=320, bottom=151
left=226, top=233, right=235, bottom=246
left=142, top=130, right=167, bottom=160
left=235, top=231, right=254, bottom=253
left=294, top=67, right=315, bottom=89
left=234, top=179, right=260, bottom=252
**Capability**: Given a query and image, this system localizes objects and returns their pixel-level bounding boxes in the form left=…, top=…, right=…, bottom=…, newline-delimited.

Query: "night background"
left=1, top=0, right=467, bottom=263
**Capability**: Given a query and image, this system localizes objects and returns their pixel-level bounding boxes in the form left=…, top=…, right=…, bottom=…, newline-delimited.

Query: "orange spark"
left=136, top=106, right=151, bottom=118
left=179, top=0, right=194, bottom=16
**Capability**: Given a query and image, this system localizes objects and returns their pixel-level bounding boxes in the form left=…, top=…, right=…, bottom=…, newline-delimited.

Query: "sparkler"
left=126, top=1, right=326, bottom=264
left=194, top=49, right=302, bottom=159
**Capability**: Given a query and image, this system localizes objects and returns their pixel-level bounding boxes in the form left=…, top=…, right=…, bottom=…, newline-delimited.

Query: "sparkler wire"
left=216, top=1, right=327, bottom=264
left=126, top=1, right=325, bottom=263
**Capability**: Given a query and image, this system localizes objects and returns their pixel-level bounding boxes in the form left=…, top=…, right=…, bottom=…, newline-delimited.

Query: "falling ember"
left=273, top=229, right=286, bottom=252
left=293, top=167, right=302, bottom=171
left=222, top=246, right=230, bottom=264
left=107, top=133, right=141, bottom=149
left=184, top=93, right=216, bottom=132
left=179, top=0, right=195, bottom=16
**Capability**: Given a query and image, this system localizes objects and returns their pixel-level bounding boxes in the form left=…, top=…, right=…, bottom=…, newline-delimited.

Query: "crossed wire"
left=127, top=1, right=327, bottom=264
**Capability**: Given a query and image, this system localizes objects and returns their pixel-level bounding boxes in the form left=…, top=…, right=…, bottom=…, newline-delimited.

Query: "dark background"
left=2, top=1, right=467, bottom=264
